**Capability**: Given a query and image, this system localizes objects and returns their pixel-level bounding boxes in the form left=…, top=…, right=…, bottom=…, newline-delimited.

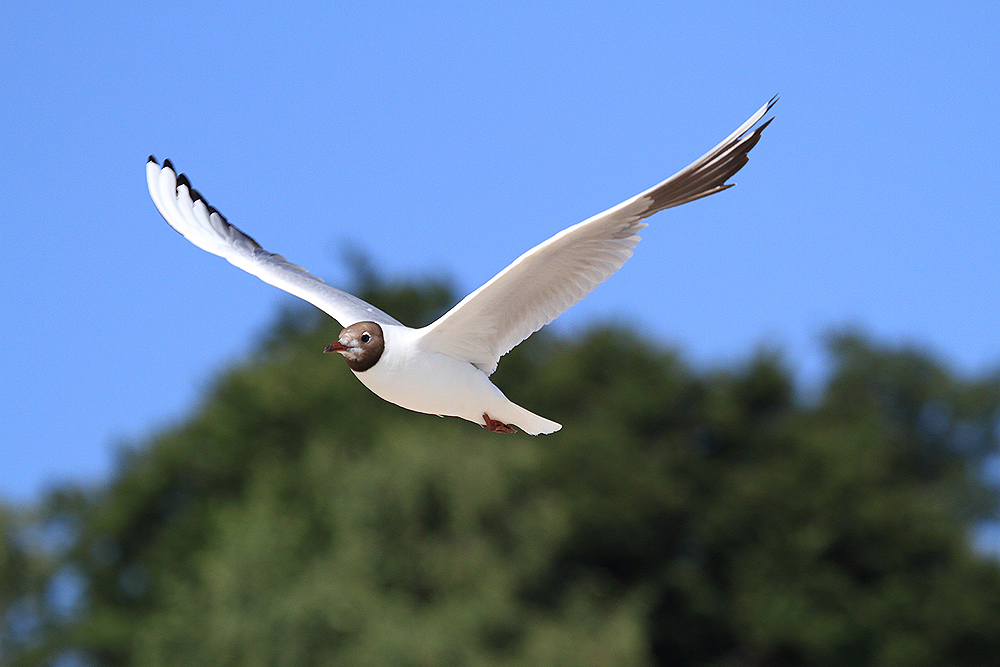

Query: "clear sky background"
left=2, top=2, right=998, bottom=520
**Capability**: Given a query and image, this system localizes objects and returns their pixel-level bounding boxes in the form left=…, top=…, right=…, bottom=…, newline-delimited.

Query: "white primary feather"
left=146, top=158, right=401, bottom=328
left=417, top=95, right=777, bottom=374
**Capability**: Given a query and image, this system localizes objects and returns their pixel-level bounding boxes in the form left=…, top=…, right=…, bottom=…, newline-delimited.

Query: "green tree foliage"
left=5, top=278, right=1000, bottom=666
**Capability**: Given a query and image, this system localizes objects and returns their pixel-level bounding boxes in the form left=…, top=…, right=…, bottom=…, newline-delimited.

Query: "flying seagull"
left=147, top=95, right=776, bottom=435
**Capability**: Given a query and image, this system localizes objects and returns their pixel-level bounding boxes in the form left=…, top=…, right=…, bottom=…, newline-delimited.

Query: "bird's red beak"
left=324, top=342, right=347, bottom=354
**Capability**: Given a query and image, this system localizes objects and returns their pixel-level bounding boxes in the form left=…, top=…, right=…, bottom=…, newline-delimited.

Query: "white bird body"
left=147, top=96, right=776, bottom=435
left=361, top=324, right=560, bottom=434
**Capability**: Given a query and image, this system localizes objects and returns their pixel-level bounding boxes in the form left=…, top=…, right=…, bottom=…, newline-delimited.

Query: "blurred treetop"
left=4, top=276, right=1000, bottom=667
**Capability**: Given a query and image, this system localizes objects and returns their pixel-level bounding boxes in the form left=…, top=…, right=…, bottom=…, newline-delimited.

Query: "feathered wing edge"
left=633, top=94, right=777, bottom=215
left=146, top=157, right=401, bottom=328
left=418, top=96, right=778, bottom=374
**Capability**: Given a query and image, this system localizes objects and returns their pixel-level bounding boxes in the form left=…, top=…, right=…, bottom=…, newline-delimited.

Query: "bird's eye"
left=361, top=332, right=371, bottom=344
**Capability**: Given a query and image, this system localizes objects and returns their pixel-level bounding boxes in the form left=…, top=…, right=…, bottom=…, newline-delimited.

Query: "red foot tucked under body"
left=483, top=413, right=517, bottom=434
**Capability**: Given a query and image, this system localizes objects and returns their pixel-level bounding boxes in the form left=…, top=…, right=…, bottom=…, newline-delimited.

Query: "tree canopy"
left=4, top=276, right=1000, bottom=666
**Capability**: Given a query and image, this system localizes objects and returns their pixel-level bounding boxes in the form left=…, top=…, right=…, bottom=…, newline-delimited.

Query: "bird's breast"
left=351, top=327, right=502, bottom=420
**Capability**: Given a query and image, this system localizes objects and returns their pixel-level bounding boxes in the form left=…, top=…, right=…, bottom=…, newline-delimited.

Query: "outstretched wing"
left=147, top=157, right=401, bottom=328
left=418, top=95, right=777, bottom=374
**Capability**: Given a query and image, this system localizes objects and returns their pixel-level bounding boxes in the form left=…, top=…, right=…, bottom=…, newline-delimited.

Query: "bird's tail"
left=509, top=405, right=562, bottom=436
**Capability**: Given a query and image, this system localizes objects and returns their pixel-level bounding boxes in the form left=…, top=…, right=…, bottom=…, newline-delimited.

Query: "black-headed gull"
left=148, top=96, right=776, bottom=435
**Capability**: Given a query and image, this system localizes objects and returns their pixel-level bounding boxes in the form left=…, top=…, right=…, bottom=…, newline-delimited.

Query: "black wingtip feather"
left=163, top=158, right=174, bottom=172
left=206, top=204, right=226, bottom=222
left=148, top=155, right=157, bottom=164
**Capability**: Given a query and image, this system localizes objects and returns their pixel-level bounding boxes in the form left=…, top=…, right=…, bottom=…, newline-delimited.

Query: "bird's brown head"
left=323, top=321, right=385, bottom=372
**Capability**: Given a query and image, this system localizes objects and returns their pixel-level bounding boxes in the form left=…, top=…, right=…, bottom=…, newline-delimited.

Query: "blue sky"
left=2, top=1, right=998, bottom=517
